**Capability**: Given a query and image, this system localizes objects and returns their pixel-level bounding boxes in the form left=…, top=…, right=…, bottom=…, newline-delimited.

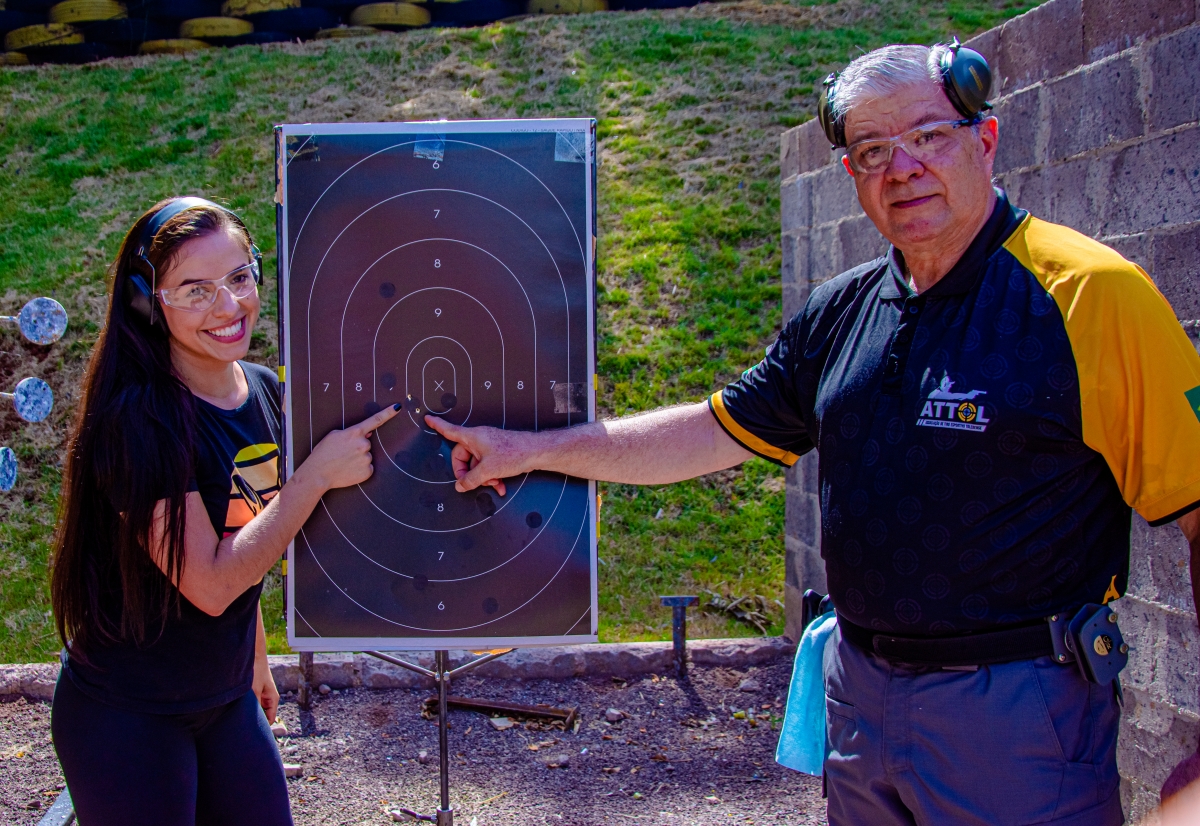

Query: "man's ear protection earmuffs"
left=125, top=196, right=263, bottom=331
left=818, top=38, right=994, bottom=149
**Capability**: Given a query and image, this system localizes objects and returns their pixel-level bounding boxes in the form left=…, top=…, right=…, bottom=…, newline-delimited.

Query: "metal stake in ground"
left=297, top=651, right=314, bottom=711
left=436, top=650, right=452, bottom=825
left=660, top=595, right=698, bottom=678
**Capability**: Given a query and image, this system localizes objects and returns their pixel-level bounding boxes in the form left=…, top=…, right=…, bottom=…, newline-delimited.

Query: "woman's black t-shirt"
left=64, top=362, right=282, bottom=714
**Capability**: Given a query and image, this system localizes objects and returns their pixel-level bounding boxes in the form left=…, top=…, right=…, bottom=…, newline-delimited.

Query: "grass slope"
left=0, top=0, right=1036, bottom=661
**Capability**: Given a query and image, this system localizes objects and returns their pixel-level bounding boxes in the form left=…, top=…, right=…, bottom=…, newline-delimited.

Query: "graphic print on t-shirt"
left=224, top=442, right=280, bottom=537
left=915, top=375, right=993, bottom=432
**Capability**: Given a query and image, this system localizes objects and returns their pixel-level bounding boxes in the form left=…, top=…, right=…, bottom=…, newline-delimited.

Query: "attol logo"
left=916, top=376, right=992, bottom=432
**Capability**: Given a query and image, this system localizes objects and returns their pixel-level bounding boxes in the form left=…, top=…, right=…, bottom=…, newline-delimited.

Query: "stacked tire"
left=0, top=0, right=628, bottom=66
left=4, top=0, right=129, bottom=64
left=220, top=0, right=334, bottom=42
left=0, top=0, right=35, bottom=64
left=4, top=21, right=93, bottom=64
left=526, top=0, right=606, bottom=13
left=139, top=37, right=210, bottom=54
left=51, top=0, right=176, bottom=52
left=136, top=0, right=222, bottom=54
left=349, top=3, right=429, bottom=29
left=313, top=24, right=376, bottom=38
left=0, top=1, right=45, bottom=65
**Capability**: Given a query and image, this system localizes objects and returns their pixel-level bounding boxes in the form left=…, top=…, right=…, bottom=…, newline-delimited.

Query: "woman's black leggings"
left=51, top=673, right=293, bottom=826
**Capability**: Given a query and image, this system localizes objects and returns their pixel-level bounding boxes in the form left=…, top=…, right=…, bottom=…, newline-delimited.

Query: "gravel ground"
left=0, top=659, right=827, bottom=825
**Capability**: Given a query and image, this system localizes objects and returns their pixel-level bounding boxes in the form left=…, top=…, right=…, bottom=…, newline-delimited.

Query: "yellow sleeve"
left=1005, top=216, right=1200, bottom=525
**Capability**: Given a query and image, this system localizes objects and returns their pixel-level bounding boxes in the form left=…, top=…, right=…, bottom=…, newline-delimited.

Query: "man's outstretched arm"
left=425, top=402, right=754, bottom=495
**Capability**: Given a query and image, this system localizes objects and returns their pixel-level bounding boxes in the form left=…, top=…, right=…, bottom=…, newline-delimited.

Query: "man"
left=428, top=43, right=1200, bottom=825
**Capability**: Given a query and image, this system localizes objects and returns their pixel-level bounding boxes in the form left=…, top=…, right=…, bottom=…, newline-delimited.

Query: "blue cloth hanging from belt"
left=776, top=611, right=837, bottom=776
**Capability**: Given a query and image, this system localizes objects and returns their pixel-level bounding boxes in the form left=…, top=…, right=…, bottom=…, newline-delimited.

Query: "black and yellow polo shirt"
left=711, top=191, right=1200, bottom=633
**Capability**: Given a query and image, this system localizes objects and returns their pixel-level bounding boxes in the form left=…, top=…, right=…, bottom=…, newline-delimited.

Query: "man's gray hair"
left=830, top=44, right=953, bottom=121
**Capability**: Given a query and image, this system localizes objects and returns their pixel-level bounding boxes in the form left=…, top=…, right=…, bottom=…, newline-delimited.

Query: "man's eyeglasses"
left=845, top=117, right=983, bottom=175
left=158, top=261, right=260, bottom=312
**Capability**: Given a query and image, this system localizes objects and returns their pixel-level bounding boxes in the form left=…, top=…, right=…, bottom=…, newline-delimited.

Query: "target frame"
left=276, top=119, right=599, bottom=651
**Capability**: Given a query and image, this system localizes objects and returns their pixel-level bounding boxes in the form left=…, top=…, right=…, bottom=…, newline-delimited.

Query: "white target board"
left=276, top=120, right=598, bottom=651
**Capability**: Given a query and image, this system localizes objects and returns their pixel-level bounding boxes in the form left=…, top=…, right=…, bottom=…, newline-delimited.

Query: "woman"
left=49, top=197, right=398, bottom=825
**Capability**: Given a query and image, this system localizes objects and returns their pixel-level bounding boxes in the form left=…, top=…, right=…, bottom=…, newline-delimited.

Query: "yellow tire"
left=48, top=0, right=126, bottom=23
left=350, top=3, right=431, bottom=27
left=220, top=0, right=298, bottom=16
left=527, top=0, right=605, bottom=12
left=179, top=16, right=253, bottom=38
left=139, top=38, right=212, bottom=54
left=2, top=51, right=30, bottom=66
left=4, top=23, right=82, bottom=51
left=314, top=25, right=379, bottom=39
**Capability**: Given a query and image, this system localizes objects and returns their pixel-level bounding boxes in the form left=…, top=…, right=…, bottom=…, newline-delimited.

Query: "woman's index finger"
left=352, top=403, right=402, bottom=434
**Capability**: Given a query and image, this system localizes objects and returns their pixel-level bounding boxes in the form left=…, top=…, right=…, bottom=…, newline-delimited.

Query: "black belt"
left=837, top=615, right=1055, bottom=667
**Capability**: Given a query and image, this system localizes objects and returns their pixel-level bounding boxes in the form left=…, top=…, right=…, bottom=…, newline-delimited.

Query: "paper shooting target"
left=277, top=120, right=598, bottom=651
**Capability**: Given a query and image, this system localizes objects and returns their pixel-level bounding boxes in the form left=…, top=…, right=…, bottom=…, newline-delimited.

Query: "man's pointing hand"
left=425, top=415, right=522, bottom=496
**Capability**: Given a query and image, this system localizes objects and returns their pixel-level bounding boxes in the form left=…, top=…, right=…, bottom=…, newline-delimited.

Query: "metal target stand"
left=305, top=648, right=513, bottom=825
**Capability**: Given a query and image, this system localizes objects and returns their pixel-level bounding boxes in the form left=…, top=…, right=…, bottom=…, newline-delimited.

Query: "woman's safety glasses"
left=158, top=261, right=260, bottom=312
left=845, top=117, right=983, bottom=174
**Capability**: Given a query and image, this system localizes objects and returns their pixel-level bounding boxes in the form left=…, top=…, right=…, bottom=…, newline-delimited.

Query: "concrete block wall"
left=779, top=0, right=1200, bottom=816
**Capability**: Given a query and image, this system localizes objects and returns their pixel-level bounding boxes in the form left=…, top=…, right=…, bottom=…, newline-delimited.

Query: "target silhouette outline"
left=279, top=120, right=598, bottom=651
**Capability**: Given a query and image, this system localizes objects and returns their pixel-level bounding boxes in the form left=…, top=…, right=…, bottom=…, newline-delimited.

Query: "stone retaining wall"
left=0, top=636, right=794, bottom=702
left=778, top=0, right=1200, bottom=817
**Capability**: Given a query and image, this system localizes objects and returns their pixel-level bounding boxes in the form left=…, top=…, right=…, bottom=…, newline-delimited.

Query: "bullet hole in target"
left=381, top=372, right=396, bottom=391
left=476, top=492, right=496, bottom=517
left=483, top=597, right=499, bottom=615
left=413, top=574, right=429, bottom=592
left=379, top=282, right=396, bottom=298
left=363, top=401, right=381, bottom=417
left=440, top=393, right=457, bottom=410
left=526, top=511, right=542, bottom=529
left=458, top=533, right=475, bottom=551
left=419, top=490, right=441, bottom=510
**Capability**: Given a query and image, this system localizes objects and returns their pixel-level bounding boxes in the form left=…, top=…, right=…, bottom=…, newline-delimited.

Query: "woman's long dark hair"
left=51, top=198, right=253, bottom=658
